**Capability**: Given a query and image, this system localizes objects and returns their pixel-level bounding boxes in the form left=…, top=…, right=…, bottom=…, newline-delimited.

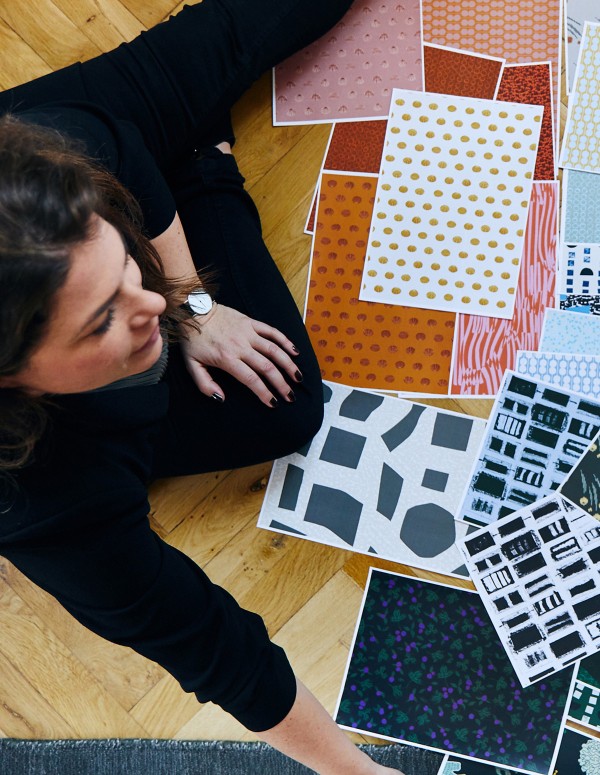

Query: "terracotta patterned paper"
left=273, top=0, right=423, bottom=125
left=423, top=43, right=504, bottom=100
left=496, top=63, right=555, bottom=181
left=360, top=89, right=542, bottom=318
left=305, top=172, right=455, bottom=395
left=451, top=182, right=558, bottom=397
left=422, top=0, right=562, bottom=151
left=305, top=120, right=388, bottom=234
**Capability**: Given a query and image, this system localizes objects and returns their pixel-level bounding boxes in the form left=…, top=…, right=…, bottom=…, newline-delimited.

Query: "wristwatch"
left=181, top=290, right=214, bottom=316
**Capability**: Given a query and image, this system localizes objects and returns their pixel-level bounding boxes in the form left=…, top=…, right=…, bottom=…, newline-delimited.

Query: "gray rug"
left=0, top=739, right=443, bottom=775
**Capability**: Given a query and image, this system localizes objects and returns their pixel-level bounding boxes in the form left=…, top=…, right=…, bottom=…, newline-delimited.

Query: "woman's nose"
left=129, top=288, right=167, bottom=327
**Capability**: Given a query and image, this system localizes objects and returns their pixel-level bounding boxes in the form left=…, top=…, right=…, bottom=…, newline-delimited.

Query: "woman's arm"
left=151, top=206, right=302, bottom=407
left=258, top=679, right=405, bottom=775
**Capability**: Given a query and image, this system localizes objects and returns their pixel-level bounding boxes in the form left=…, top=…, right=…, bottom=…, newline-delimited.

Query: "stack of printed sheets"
left=259, top=2, right=600, bottom=773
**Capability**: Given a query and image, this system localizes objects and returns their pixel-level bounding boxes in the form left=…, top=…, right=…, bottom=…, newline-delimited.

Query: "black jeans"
left=1, top=0, right=354, bottom=475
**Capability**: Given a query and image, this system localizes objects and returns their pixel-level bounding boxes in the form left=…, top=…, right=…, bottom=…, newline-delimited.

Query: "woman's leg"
left=0, top=0, right=353, bottom=167
left=152, top=147, right=324, bottom=477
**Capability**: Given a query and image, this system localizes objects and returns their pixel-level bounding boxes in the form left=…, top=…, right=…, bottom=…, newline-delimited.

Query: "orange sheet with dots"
left=306, top=172, right=455, bottom=395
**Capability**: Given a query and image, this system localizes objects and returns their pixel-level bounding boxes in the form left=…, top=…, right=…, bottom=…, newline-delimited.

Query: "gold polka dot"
left=426, top=291, right=436, bottom=299
left=397, top=141, right=407, bottom=149
left=391, top=287, right=401, bottom=295
left=412, top=215, right=422, bottom=223
left=438, top=161, right=448, bottom=169
left=471, top=121, right=481, bottom=129
left=494, top=256, right=504, bottom=263
left=499, top=111, right=508, bottom=119
left=382, top=183, right=391, bottom=191
left=447, top=220, right=457, bottom=228
left=420, top=276, right=429, bottom=284
left=395, top=98, right=405, bottom=106
left=407, top=245, right=417, bottom=253
left=489, top=285, right=498, bottom=293
left=484, top=269, right=493, bottom=277
left=385, top=272, right=394, bottom=279
left=390, top=243, right=398, bottom=250
left=448, top=105, right=457, bottom=112
left=367, top=269, right=377, bottom=277
left=441, top=249, right=450, bottom=257
left=426, top=131, right=435, bottom=138
left=453, top=120, right=463, bottom=127
left=399, top=185, right=409, bottom=192
left=373, top=285, right=383, bottom=292
left=423, top=203, right=433, bottom=211
left=466, top=267, right=475, bottom=275
left=392, top=170, right=401, bottom=178
left=401, top=274, right=411, bottom=281
left=378, top=257, right=388, bottom=264
left=499, top=227, right=508, bottom=235
left=412, top=100, right=422, bottom=108
left=449, top=148, right=458, bottom=156
left=394, top=214, right=403, bottom=222
left=457, top=207, right=467, bottom=214
left=482, top=225, right=490, bottom=233
left=419, top=116, right=429, bottom=123
left=417, top=232, right=427, bottom=239
left=408, top=129, right=417, bottom=136
left=482, top=110, right=491, bottom=117
left=455, top=163, right=465, bottom=170
left=396, top=258, right=406, bottom=266
left=444, top=293, right=453, bottom=301
left=421, top=160, right=431, bottom=167
left=439, top=278, right=448, bottom=286
left=459, top=251, right=468, bottom=259
left=426, top=175, right=437, bottom=183
left=488, top=240, right=498, bottom=248
left=372, top=240, right=382, bottom=247
left=409, top=289, right=419, bottom=297
left=479, top=298, right=489, bottom=306
left=500, top=272, right=510, bottom=280
left=461, top=296, right=471, bottom=303
left=401, top=229, right=411, bottom=237
left=406, top=200, right=415, bottom=208
left=483, top=152, right=493, bottom=160
left=472, top=283, right=481, bottom=290
left=494, top=139, right=504, bottom=146
left=385, top=154, right=395, bottom=162
left=388, top=198, right=398, bottom=206
left=497, top=300, right=507, bottom=308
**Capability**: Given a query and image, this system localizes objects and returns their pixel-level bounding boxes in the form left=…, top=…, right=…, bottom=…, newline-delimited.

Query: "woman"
left=0, top=2, right=405, bottom=773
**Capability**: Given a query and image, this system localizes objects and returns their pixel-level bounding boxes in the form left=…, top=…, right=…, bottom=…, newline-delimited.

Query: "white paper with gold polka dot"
left=359, top=88, right=543, bottom=318
left=560, top=22, right=600, bottom=174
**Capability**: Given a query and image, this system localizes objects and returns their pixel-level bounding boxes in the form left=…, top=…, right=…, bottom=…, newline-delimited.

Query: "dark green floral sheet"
left=335, top=570, right=574, bottom=775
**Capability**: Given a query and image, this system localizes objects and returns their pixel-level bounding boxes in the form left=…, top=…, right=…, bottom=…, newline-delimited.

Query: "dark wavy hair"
left=0, top=114, right=202, bottom=470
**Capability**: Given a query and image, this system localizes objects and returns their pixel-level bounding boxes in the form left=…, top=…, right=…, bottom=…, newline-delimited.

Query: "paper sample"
left=569, top=650, right=600, bottom=731
left=560, top=433, right=600, bottom=519
left=565, top=0, right=600, bottom=93
left=258, top=381, right=485, bottom=577
left=273, top=0, right=423, bottom=125
left=497, top=62, right=555, bottom=181
left=306, top=172, right=455, bottom=395
left=461, top=493, right=600, bottom=685
left=359, top=89, right=542, bottom=318
left=438, top=756, right=522, bottom=775
left=563, top=169, right=600, bottom=244
left=539, top=308, right=600, bottom=356
left=560, top=23, right=600, bottom=174
left=515, top=351, right=600, bottom=401
left=559, top=243, right=600, bottom=313
left=450, top=181, right=558, bottom=396
left=422, top=0, right=562, bottom=152
left=552, top=725, right=600, bottom=775
left=335, top=569, right=574, bottom=775
left=423, top=44, right=504, bottom=99
left=458, top=371, right=600, bottom=527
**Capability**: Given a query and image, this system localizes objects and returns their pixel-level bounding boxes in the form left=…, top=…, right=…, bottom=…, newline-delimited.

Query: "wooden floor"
left=0, top=0, right=590, bottom=751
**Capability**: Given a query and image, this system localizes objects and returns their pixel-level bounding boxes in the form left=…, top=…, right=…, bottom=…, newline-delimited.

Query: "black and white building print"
left=458, top=371, right=600, bottom=527
left=258, top=381, right=486, bottom=577
left=461, top=493, right=600, bottom=686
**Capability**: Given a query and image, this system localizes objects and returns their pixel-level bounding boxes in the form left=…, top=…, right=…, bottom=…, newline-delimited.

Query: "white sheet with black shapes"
left=457, top=371, right=600, bottom=527
left=258, top=382, right=486, bottom=577
left=460, top=493, right=600, bottom=687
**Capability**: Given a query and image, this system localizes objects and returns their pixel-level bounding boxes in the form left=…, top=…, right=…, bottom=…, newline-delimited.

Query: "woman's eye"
left=91, top=307, right=115, bottom=336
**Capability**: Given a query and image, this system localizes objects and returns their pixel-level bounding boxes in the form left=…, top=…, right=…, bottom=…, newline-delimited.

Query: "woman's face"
left=11, top=216, right=167, bottom=394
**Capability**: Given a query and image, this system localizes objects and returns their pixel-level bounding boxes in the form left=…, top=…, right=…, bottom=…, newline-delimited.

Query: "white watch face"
left=188, top=291, right=213, bottom=315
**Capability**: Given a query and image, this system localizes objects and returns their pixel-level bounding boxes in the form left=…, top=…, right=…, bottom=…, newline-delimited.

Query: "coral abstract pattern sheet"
left=258, top=381, right=485, bottom=577
left=335, top=569, right=574, bottom=775
left=461, top=494, right=600, bottom=686
left=359, top=89, right=542, bottom=318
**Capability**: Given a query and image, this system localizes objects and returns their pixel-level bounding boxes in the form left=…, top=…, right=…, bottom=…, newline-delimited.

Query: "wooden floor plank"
left=0, top=0, right=102, bottom=69
left=0, top=582, right=149, bottom=737
left=0, top=19, right=51, bottom=89
left=51, top=0, right=145, bottom=49
left=0, top=560, right=165, bottom=712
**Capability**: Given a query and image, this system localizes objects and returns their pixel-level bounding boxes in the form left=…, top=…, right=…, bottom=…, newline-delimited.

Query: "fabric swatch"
left=561, top=22, right=600, bottom=174
left=335, top=569, right=573, bottom=775
left=458, top=371, right=600, bottom=527
left=360, top=89, right=542, bottom=318
left=423, top=44, right=504, bottom=99
left=540, top=308, right=600, bottom=356
left=273, top=0, right=423, bottom=125
left=305, top=172, right=455, bottom=394
left=559, top=243, right=600, bottom=311
left=258, top=381, right=485, bottom=577
left=563, top=169, right=600, bottom=244
left=565, top=0, right=600, bottom=93
left=496, top=63, right=555, bottom=181
left=450, top=182, right=558, bottom=396
left=560, top=433, right=600, bottom=519
left=422, top=0, right=562, bottom=153
left=552, top=727, right=600, bottom=775
left=461, top=493, right=600, bottom=686
left=515, top=351, right=600, bottom=401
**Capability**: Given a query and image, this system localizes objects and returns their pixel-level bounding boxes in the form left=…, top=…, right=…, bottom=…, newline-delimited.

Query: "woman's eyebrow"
left=79, top=247, right=129, bottom=333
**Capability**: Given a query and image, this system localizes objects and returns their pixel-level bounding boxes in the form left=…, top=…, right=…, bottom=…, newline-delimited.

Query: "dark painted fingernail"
left=295, top=370, right=303, bottom=382
left=212, top=392, right=224, bottom=402
left=287, top=390, right=296, bottom=402
left=270, top=397, right=279, bottom=407
left=291, top=345, right=300, bottom=354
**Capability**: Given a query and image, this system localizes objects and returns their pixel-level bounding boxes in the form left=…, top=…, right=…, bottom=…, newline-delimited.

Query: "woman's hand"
left=180, top=303, right=302, bottom=406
